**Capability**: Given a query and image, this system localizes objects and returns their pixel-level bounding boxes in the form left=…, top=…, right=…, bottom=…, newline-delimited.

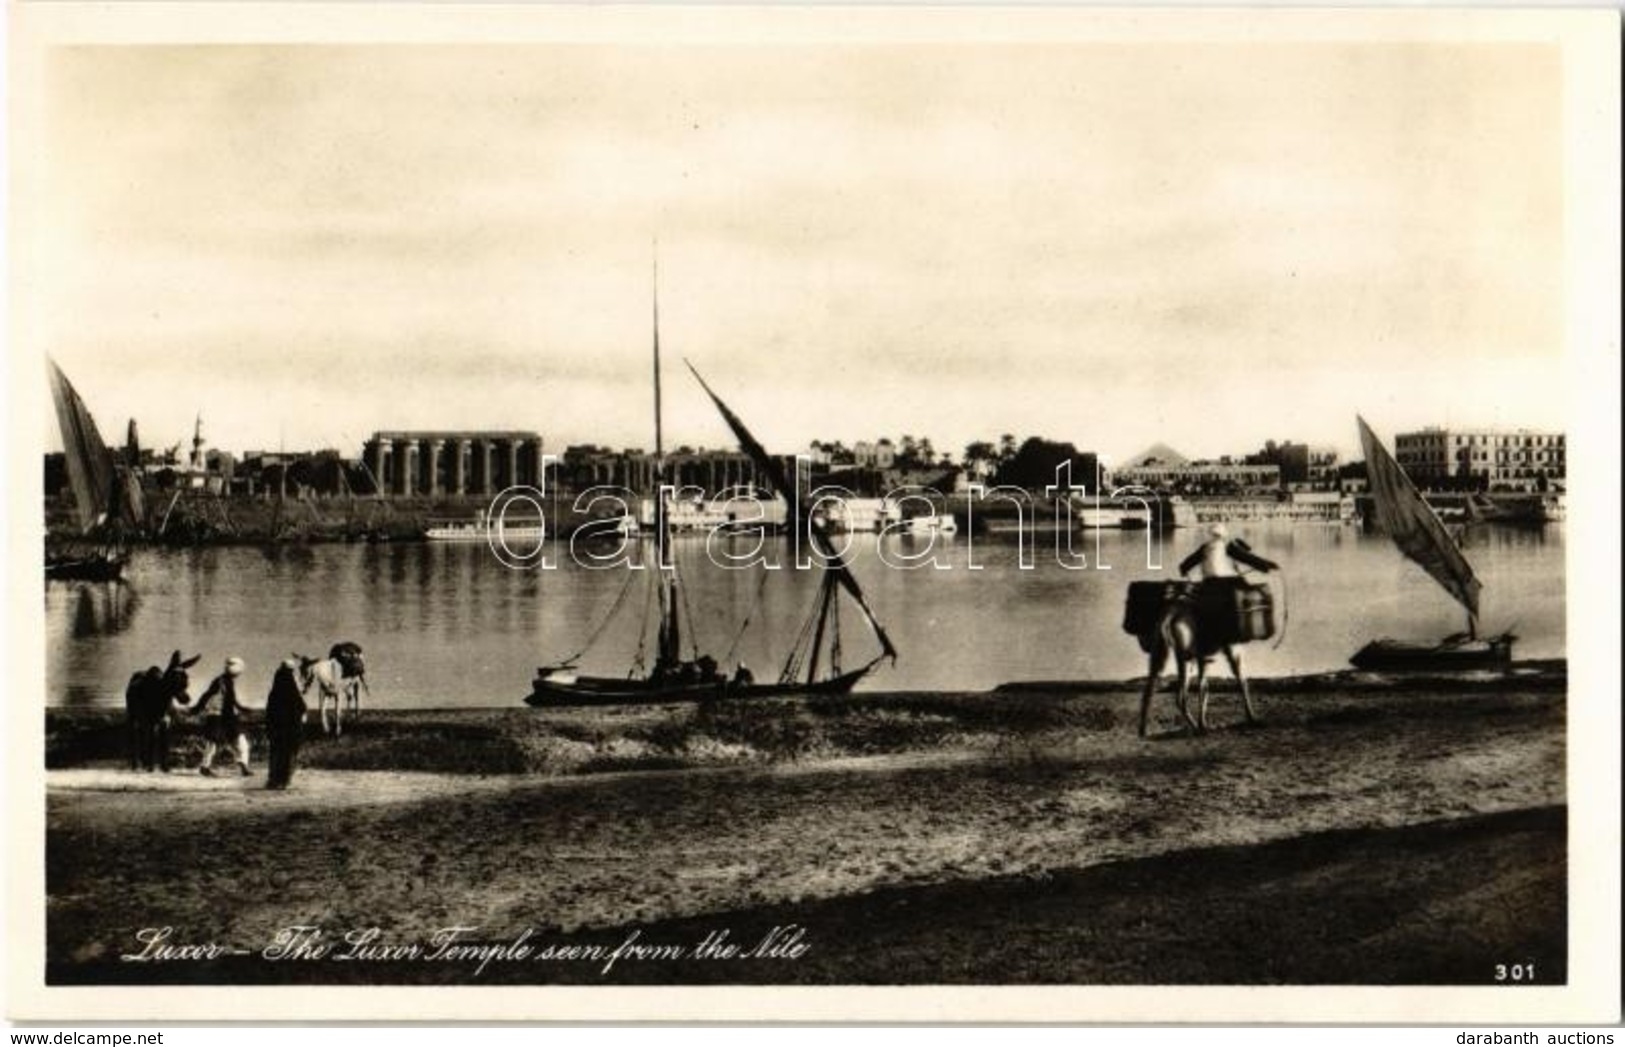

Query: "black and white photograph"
left=7, top=4, right=1619, bottom=1025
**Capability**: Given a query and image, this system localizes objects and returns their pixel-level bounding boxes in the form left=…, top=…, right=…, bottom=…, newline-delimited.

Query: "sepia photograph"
left=7, top=3, right=1620, bottom=1025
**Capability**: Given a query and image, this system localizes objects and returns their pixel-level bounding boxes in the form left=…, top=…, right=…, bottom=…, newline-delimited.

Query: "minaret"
left=190, top=413, right=206, bottom=474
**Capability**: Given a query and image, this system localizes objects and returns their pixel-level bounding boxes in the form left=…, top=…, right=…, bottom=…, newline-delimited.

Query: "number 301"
left=1495, top=963, right=1536, bottom=982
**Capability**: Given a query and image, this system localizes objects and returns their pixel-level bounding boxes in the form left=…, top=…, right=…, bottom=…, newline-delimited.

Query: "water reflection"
left=46, top=522, right=1567, bottom=709
left=66, top=582, right=139, bottom=639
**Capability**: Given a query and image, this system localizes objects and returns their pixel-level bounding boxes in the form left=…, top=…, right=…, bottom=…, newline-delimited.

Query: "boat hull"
left=525, top=666, right=871, bottom=708
left=1349, top=635, right=1515, bottom=673
left=45, top=551, right=126, bottom=582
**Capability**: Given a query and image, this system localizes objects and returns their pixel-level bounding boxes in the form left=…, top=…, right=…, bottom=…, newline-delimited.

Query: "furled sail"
left=686, top=361, right=898, bottom=663
left=47, top=359, right=117, bottom=536
left=1357, top=415, right=1481, bottom=622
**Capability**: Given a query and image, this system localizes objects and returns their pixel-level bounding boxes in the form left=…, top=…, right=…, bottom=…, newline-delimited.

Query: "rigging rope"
left=829, top=595, right=842, bottom=677
left=629, top=568, right=656, bottom=679
left=677, top=566, right=703, bottom=660
left=779, top=581, right=826, bottom=684
left=724, top=567, right=774, bottom=665
left=560, top=567, right=640, bottom=667
left=1271, top=568, right=1290, bottom=650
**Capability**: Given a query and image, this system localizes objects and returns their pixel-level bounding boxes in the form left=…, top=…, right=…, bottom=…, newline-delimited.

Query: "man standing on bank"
left=1180, top=522, right=1279, bottom=580
left=264, top=658, right=307, bottom=790
left=186, top=656, right=254, bottom=777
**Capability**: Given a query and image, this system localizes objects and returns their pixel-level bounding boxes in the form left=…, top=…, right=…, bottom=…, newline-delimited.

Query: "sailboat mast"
left=652, top=247, right=664, bottom=465
left=651, top=247, right=680, bottom=672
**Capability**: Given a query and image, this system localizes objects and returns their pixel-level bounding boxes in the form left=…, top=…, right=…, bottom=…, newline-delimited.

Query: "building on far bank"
left=363, top=430, right=544, bottom=497
left=558, top=445, right=761, bottom=496
left=1393, top=427, right=1566, bottom=492
left=1114, top=444, right=1280, bottom=495
left=1244, top=440, right=1340, bottom=490
left=852, top=439, right=897, bottom=470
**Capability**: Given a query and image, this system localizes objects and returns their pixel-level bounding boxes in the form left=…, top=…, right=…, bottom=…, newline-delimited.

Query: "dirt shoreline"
left=46, top=674, right=1566, bottom=985
left=51, top=806, right=1565, bottom=986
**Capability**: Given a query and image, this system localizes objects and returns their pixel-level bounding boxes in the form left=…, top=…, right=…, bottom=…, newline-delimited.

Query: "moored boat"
left=902, top=513, right=957, bottom=536
left=45, top=549, right=129, bottom=583
left=46, top=359, right=144, bottom=584
left=1350, top=634, right=1515, bottom=673
left=526, top=266, right=896, bottom=709
left=1076, top=504, right=1152, bottom=529
left=1351, top=415, right=1514, bottom=671
left=425, top=508, right=545, bottom=542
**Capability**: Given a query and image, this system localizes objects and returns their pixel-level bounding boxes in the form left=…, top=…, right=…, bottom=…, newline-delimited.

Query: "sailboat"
left=525, top=290, right=897, bottom=708
left=1349, top=415, right=1514, bottom=671
left=45, top=359, right=144, bottom=582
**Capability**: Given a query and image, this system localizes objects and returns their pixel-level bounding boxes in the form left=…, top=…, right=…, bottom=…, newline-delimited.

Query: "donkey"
left=1136, top=588, right=1257, bottom=739
left=125, top=651, right=199, bottom=771
left=297, top=642, right=368, bottom=736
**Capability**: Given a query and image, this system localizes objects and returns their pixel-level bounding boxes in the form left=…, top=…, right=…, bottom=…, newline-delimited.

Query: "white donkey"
left=297, top=642, right=369, bottom=736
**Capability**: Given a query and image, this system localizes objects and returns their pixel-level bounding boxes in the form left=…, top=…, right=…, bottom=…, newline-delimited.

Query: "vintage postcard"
left=7, top=3, right=1620, bottom=1025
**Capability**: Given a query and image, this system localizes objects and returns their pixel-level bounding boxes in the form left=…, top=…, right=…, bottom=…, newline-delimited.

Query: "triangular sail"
left=686, top=361, right=898, bottom=663
left=120, top=419, right=147, bottom=527
left=1357, top=415, right=1481, bottom=624
left=47, top=359, right=117, bottom=536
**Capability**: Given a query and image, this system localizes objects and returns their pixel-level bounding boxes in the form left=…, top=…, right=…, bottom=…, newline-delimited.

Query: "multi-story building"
left=1393, top=428, right=1565, bottom=491
left=1244, top=440, right=1340, bottom=490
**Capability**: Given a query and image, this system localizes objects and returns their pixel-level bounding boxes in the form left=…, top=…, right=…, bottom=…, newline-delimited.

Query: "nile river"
left=46, top=522, right=1565, bottom=708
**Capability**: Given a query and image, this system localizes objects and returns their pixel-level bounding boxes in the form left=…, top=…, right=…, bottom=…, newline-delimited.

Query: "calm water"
left=46, top=523, right=1566, bottom=709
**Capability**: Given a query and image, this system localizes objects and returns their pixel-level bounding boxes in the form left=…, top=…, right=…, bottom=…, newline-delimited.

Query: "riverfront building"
left=1393, top=427, right=1566, bottom=491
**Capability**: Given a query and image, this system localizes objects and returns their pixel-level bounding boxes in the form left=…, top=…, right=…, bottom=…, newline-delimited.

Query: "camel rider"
left=1179, top=522, right=1279, bottom=580
left=187, top=656, right=254, bottom=777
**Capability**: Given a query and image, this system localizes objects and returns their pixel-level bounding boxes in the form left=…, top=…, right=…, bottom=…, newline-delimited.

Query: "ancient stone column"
left=368, top=438, right=390, bottom=497
left=505, top=440, right=520, bottom=491
left=477, top=440, right=494, bottom=495
left=526, top=438, right=543, bottom=489
left=451, top=438, right=467, bottom=496
left=426, top=439, right=444, bottom=497
left=400, top=443, right=417, bottom=497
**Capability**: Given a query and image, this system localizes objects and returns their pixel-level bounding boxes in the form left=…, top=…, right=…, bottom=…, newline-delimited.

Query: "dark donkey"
left=1127, top=575, right=1276, bottom=738
left=1136, top=587, right=1257, bottom=738
left=125, top=651, right=200, bottom=771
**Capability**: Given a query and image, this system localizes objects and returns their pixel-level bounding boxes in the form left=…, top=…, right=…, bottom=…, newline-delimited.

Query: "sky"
left=32, top=40, right=1566, bottom=466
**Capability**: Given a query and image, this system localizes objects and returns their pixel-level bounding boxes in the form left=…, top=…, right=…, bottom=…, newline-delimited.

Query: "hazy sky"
left=37, top=41, right=1565, bottom=465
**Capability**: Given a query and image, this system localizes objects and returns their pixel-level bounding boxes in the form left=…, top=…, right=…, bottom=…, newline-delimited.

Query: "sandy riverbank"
left=45, top=671, right=1566, bottom=985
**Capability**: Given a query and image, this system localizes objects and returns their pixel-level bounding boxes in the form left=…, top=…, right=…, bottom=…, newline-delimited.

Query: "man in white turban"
left=184, top=656, right=254, bottom=777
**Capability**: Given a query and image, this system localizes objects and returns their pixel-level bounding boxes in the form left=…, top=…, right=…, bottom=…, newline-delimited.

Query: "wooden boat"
left=45, top=550, right=129, bottom=582
left=45, top=359, right=144, bottom=583
left=1350, top=633, right=1514, bottom=672
left=526, top=273, right=896, bottom=709
left=528, top=664, right=877, bottom=707
left=1350, top=415, right=1514, bottom=671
